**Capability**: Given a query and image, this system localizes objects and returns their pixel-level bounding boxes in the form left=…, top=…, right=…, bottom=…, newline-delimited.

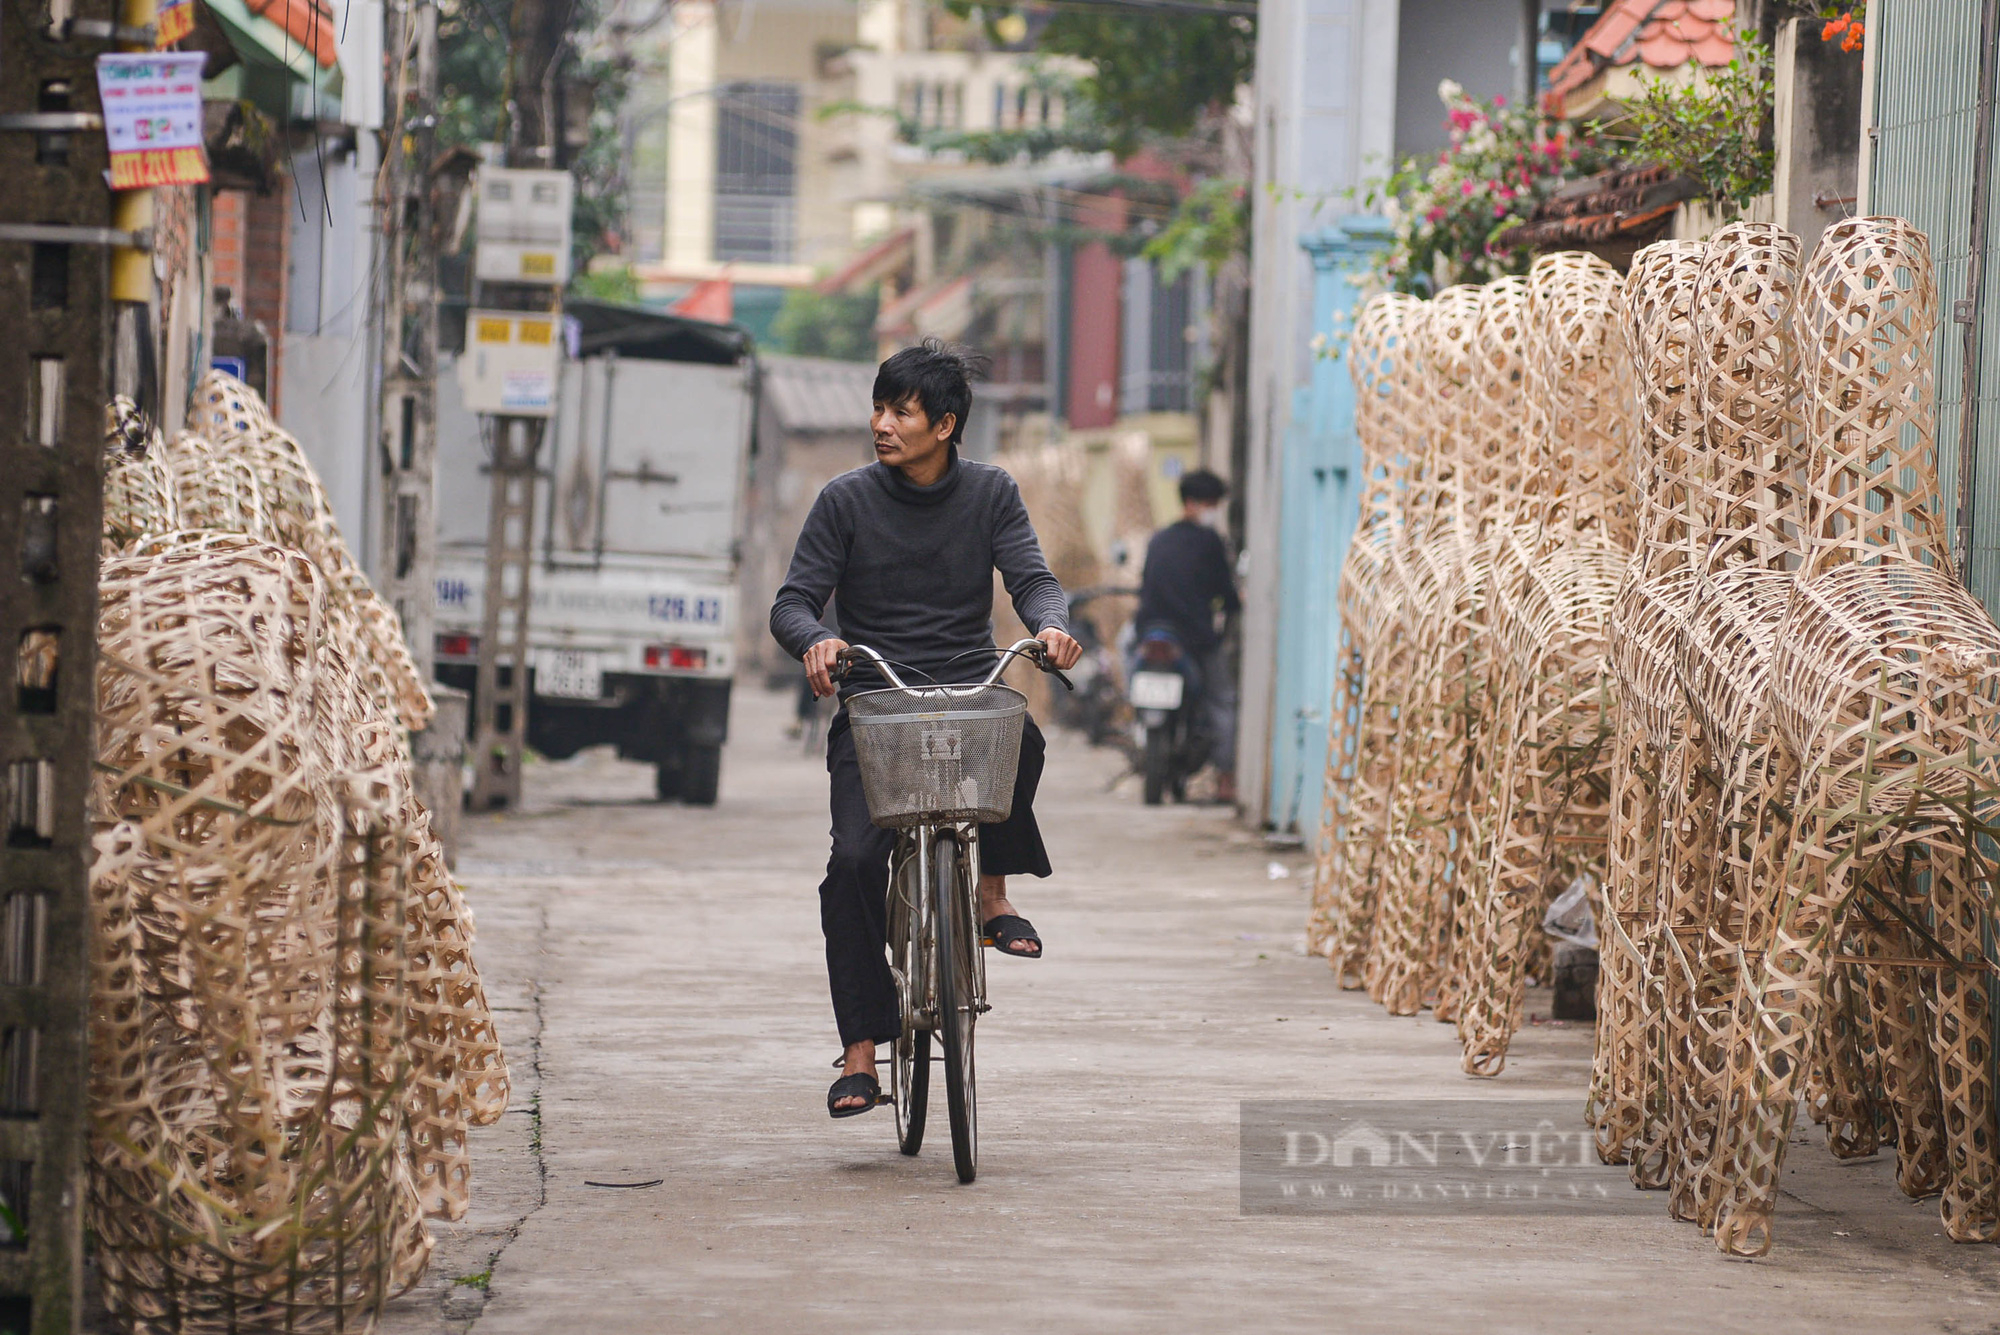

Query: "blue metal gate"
left=1267, top=217, right=1391, bottom=835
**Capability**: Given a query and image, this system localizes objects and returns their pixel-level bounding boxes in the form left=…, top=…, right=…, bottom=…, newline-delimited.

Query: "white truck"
left=432, top=301, right=756, bottom=804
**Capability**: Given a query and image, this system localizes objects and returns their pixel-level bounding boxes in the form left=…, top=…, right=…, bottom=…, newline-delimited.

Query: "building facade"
left=1239, top=0, right=1528, bottom=833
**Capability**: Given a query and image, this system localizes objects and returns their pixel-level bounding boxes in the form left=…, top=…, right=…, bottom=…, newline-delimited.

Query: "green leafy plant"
left=771, top=287, right=880, bottom=362
left=1600, top=30, right=1777, bottom=216
left=570, top=262, right=640, bottom=304
left=936, top=5, right=1254, bottom=153
left=1143, top=177, right=1248, bottom=281
left=1360, top=82, right=1614, bottom=296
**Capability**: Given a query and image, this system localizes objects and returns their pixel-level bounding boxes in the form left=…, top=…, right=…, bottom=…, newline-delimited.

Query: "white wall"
left=1237, top=0, right=1399, bottom=822
left=281, top=133, right=381, bottom=569
left=1393, top=0, right=1528, bottom=163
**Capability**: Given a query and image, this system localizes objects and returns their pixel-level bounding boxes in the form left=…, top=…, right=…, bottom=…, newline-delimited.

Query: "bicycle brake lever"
left=1048, top=664, right=1075, bottom=692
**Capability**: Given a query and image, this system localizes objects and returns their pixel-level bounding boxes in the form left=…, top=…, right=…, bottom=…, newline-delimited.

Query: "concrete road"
left=383, top=687, right=2000, bottom=1335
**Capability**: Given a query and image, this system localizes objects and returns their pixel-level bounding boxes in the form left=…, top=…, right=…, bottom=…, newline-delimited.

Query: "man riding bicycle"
left=769, top=340, right=1082, bottom=1118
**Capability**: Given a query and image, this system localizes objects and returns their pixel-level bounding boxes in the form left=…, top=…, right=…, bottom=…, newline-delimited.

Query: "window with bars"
left=1121, top=259, right=1196, bottom=415
left=715, top=81, right=800, bottom=264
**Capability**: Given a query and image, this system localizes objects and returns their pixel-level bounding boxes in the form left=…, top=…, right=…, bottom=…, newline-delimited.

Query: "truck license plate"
left=534, top=649, right=603, bottom=700
left=1128, top=671, right=1184, bottom=710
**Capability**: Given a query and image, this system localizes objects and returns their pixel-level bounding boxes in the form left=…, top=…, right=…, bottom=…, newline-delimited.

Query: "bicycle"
left=832, top=637, right=1070, bottom=1183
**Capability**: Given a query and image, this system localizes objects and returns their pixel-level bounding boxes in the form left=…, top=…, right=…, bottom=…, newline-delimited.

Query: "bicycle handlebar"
left=834, top=638, right=1073, bottom=692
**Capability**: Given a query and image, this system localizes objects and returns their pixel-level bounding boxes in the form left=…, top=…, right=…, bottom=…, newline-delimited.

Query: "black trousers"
left=821, top=711, right=1050, bottom=1047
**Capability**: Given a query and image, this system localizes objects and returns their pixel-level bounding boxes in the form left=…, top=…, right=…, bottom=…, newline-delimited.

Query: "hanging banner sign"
left=155, top=0, right=196, bottom=45
left=95, top=52, right=209, bottom=189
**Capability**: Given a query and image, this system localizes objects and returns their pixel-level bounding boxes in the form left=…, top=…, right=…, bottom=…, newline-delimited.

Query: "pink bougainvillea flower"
left=1427, top=207, right=1446, bottom=224
left=1461, top=180, right=1475, bottom=196
left=1493, top=204, right=1507, bottom=218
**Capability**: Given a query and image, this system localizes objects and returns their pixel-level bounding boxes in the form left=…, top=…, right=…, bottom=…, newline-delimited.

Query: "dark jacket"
left=770, top=448, right=1070, bottom=690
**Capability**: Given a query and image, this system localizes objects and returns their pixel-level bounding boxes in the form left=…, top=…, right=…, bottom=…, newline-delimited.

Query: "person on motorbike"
left=769, top=339, right=1082, bottom=1118
left=1132, top=468, right=1241, bottom=805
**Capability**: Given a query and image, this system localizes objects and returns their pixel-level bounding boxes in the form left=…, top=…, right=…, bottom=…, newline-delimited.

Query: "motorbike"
left=1126, top=623, right=1210, bottom=805
left=1052, top=587, right=1138, bottom=750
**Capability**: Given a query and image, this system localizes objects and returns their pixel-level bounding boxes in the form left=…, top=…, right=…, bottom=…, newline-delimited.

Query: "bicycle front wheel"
left=889, top=843, right=929, bottom=1156
left=932, top=829, right=978, bottom=1183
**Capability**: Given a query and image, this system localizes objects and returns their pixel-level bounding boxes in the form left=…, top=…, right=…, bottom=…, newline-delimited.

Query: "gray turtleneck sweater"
left=769, top=449, right=1071, bottom=689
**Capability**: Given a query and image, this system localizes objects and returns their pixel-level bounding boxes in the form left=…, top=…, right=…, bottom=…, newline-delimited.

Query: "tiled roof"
left=1543, top=0, right=1737, bottom=118
left=814, top=228, right=916, bottom=297
left=762, top=355, right=877, bottom=435
left=1513, top=163, right=1701, bottom=249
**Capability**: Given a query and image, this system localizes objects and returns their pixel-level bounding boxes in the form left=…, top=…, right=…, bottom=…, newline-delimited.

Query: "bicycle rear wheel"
left=932, top=829, right=978, bottom=1183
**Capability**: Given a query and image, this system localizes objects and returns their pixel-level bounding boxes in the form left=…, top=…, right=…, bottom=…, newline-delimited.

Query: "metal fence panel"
left=1868, top=0, right=1998, bottom=604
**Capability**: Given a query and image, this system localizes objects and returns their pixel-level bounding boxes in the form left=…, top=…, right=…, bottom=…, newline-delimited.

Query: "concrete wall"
left=1392, top=0, right=1527, bottom=163
left=1240, top=0, right=1400, bottom=826
left=1771, top=16, right=1864, bottom=260
left=280, top=137, right=380, bottom=568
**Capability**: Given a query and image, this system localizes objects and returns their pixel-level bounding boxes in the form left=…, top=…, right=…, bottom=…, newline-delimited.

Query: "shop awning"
left=201, top=0, right=342, bottom=121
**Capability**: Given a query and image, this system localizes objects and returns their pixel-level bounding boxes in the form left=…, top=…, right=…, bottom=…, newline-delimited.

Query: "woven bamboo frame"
left=1594, top=239, right=1707, bottom=1168
left=1648, top=223, right=1810, bottom=1220
left=1452, top=252, right=1638, bottom=1078
left=1431, top=277, right=1536, bottom=1027
left=1307, top=218, right=2000, bottom=1260
left=1706, top=217, right=2000, bottom=1257
left=1311, top=294, right=1429, bottom=982
left=1366, top=285, right=1489, bottom=1016
left=88, top=378, right=508, bottom=1330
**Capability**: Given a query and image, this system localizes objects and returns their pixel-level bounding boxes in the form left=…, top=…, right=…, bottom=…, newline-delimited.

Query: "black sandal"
left=983, top=913, right=1043, bottom=958
left=827, top=1072, right=881, bottom=1118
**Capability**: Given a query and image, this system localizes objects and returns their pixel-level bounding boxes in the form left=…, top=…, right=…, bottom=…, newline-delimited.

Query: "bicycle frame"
left=887, top=820, right=990, bottom=1032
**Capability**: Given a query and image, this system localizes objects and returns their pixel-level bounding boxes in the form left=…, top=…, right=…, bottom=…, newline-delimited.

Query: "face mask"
left=1194, top=504, right=1224, bottom=530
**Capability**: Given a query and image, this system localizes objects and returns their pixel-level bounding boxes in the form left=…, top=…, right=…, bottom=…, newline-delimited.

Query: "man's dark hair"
left=873, top=338, right=987, bottom=445
left=1179, top=469, right=1228, bottom=504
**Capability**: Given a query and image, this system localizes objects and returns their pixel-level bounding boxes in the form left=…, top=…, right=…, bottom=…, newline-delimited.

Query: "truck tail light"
left=436, top=633, right=479, bottom=661
left=645, top=644, right=708, bottom=671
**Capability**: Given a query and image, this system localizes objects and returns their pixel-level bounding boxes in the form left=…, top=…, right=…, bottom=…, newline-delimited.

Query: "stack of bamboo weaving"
left=1310, top=220, right=2000, bottom=1255
left=90, top=373, right=508, bottom=1331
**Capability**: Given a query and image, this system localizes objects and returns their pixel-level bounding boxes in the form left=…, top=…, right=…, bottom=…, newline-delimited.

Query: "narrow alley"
left=381, top=689, right=2000, bottom=1335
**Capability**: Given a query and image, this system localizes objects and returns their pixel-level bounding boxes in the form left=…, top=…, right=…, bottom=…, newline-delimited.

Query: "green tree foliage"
left=924, top=5, right=1254, bottom=156
left=1032, top=12, right=1253, bottom=148
left=900, top=7, right=1255, bottom=271
left=571, top=262, right=641, bottom=304
left=1142, top=176, right=1247, bottom=280
left=771, top=288, right=880, bottom=363
left=434, top=0, right=631, bottom=271
left=1600, top=31, right=1776, bottom=215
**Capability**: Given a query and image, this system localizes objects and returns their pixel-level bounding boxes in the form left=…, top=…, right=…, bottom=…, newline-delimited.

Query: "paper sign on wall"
left=95, top=52, right=209, bottom=189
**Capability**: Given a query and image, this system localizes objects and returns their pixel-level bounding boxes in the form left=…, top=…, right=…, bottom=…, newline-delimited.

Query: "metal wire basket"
left=846, top=683, right=1027, bottom=827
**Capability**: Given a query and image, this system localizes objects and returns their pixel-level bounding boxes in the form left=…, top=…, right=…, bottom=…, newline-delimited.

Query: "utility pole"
left=378, top=0, right=442, bottom=680
left=0, top=0, right=118, bottom=1327
left=467, top=0, right=571, bottom=808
